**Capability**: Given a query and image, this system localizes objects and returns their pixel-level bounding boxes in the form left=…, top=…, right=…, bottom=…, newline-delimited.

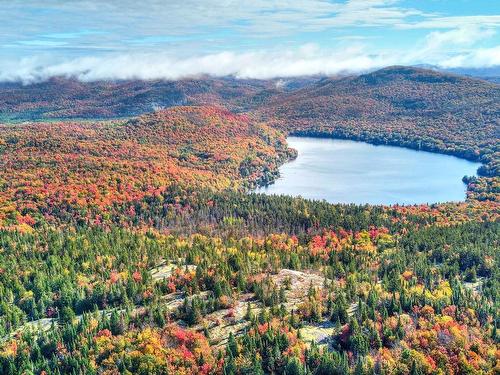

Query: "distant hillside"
left=0, top=75, right=326, bottom=121
left=0, top=77, right=274, bottom=121
left=258, top=66, right=500, bottom=177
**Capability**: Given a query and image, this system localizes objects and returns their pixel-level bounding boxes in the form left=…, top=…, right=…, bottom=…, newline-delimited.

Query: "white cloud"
left=440, top=46, right=500, bottom=68
left=1, top=43, right=499, bottom=84
left=424, top=26, right=495, bottom=50
left=0, top=46, right=398, bottom=83
left=1, top=37, right=498, bottom=84
left=397, top=15, right=500, bottom=30
left=0, top=2, right=498, bottom=83
left=0, top=0, right=428, bottom=51
left=406, top=25, right=496, bottom=63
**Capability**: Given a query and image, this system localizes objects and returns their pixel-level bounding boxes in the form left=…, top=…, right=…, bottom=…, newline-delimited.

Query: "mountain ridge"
left=1, top=66, right=498, bottom=122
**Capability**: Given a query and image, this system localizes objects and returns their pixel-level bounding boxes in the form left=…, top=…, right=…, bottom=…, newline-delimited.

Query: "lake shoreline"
left=255, top=136, right=481, bottom=206
left=289, top=130, right=484, bottom=175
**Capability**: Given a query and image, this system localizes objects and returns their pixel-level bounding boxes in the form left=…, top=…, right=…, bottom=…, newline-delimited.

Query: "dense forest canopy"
left=0, top=66, right=498, bottom=374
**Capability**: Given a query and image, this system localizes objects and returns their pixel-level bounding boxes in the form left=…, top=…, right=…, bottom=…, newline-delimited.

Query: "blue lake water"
left=256, top=136, right=481, bottom=205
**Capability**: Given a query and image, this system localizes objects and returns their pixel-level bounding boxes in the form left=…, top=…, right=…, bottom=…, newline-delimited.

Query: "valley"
left=0, top=66, right=498, bottom=375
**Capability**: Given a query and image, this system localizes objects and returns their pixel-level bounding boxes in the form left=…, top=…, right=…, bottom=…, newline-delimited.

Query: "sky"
left=0, top=0, right=499, bottom=82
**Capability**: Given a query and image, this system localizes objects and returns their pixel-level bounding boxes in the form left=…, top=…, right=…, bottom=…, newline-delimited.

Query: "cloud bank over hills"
left=2, top=42, right=499, bottom=83
left=0, top=1, right=499, bottom=82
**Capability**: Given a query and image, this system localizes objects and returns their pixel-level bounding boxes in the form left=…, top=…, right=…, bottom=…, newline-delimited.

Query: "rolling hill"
left=0, top=77, right=272, bottom=121
left=257, top=66, right=500, bottom=177
left=0, top=106, right=293, bottom=227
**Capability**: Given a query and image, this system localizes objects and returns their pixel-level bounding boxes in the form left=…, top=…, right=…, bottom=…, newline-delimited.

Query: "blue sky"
left=1, top=0, right=499, bottom=82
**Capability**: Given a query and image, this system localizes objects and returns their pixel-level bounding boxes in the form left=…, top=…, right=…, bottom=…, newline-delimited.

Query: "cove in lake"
left=256, top=137, right=481, bottom=205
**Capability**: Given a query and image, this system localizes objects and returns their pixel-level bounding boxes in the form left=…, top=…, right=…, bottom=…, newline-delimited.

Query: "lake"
left=256, top=136, right=481, bottom=205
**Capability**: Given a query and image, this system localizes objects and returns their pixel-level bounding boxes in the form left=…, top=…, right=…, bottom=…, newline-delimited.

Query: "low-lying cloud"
left=0, top=46, right=395, bottom=83
left=1, top=42, right=499, bottom=84
left=440, top=46, right=500, bottom=68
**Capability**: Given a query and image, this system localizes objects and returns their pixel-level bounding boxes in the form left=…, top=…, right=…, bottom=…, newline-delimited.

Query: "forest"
left=0, top=66, right=498, bottom=374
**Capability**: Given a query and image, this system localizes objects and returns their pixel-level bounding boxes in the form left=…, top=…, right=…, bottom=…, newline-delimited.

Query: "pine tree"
left=354, top=358, right=365, bottom=375
left=227, top=332, right=238, bottom=358
left=410, top=360, right=423, bottom=375
left=285, top=357, right=305, bottom=375
left=110, top=310, right=124, bottom=335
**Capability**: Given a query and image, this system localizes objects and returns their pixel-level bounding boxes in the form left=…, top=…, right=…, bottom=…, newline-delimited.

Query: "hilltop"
left=257, top=66, right=500, bottom=179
